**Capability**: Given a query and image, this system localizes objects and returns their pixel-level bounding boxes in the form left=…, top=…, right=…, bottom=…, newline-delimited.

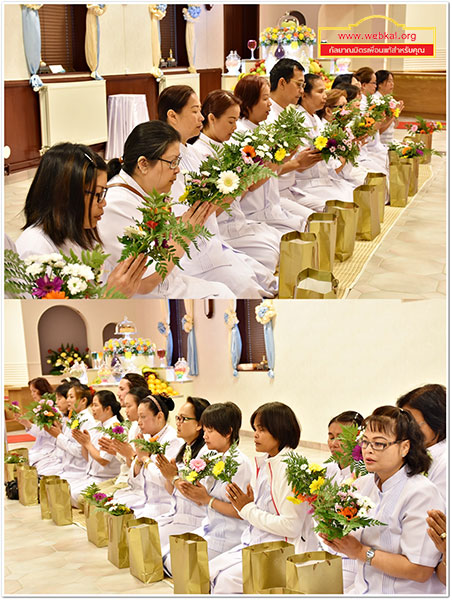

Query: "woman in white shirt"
left=321, top=405, right=445, bottom=595
left=66, top=390, right=123, bottom=506
left=210, top=402, right=318, bottom=594
left=15, top=143, right=149, bottom=297
left=374, top=70, right=404, bottom=146
left=325, top=410, right=364, bottom=484
left=396, top=384, right=446, bottom=502
left=193, top=89, right=281, bottom=273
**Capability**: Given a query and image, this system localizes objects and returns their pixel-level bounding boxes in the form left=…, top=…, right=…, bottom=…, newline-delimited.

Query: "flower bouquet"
left=210, top=441, right=240, bottom=484
left=24, top=394, right=61, bottom=429
left=332, top=103, right=361, bottom=129
left=366, top=94, right=400, bottom=123
left=312, top=480, right=385, bottom=539
left=103, top=501, right=134, bottom=516
left=388, top=139, right=427, bottom=159
left=181, top=140, right=275, bottom=211
left=179, top=451, right=219, bottom=484
left=103, top=337, right=156, bottom=357
left=46, top=343, right=90, bottom=375
left=324, top=424, right=368, bottom=477
left=117, top=189, right=212, bottom=280
left=259, top=24, right=316, bottom=47
left=4, top=246, right=125, bottom=299
left=81, top=483, right=113, bottom=508
left=131, top=437, right=170, bottom=456
left=67, top=410, right=87, bottom=431
left=5, top=400, right=21, bottom=415
left=406, top=116, right=443, bottom=135
left=283, top=452, right=327, bottom=505
left=95, top=420, right=132, bottom=443
left=312, top=122, right=360, bottom=167
left=349, top=111, right=377, bottom=139
left=4, top=453, right=27, bottom=464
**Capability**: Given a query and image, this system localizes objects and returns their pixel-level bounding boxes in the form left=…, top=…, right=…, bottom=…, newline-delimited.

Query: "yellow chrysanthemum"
left=70, top=419, right=79, bottom=430
left=314, top=136, right=328, bottom=151
left=212, top=461, right=225, bottom=476
left=186, top=471, right=197, bottom=483
left=437, top=121, right=443, bottom=129
left=274, top=148, right=287, bottom=162
left=309, top=477, right=325, bottom=494
left=287, top=495, right=302, bottom=504
left=393, top=108, right=400, bottom=118
left=179, top=188, right=190, bottom=203
left=309, top=463, right=323, bottom=472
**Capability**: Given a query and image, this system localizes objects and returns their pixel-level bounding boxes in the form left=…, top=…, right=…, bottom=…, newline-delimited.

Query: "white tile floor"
left=4, top=435, right=329, bottom=595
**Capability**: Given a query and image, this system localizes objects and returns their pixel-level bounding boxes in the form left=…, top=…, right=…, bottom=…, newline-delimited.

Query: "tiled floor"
left=4, top=128, right=447, bottom=300
left=4, top=436, right=329, bottom=595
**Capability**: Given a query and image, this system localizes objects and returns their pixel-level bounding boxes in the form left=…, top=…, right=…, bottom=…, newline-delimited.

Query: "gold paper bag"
left=286, top=551, right=344, bottom=595
left=389, top=163, right=408, bottom=207
left=405, top=156, right=420, bottom=196
left=10, top=447, right=29, bottom=461
left=126, top=517, right=163, bottom=583
left=39, top=475, right=60, bottom=520
left=307, top=213, right=337, bottom=272
left=294, top=268, right=338, bottom=300
left=4, top=463, right=17, bottom=482
left=46, top=478, right=73, bottom=525
left=279, top=232, right=319, bottom=299
left=353, top=184, right=380, bottom=240
left=388, top=149, right=399, bottom=165
left=85, top=502, right=108, bottom=547
left=242, top=540, right=295, bottom=594
left=17, top=465, right=38, bottom=506
left=413, top=132, right=432, bottom=164
left=365, top=172, right=387, bottom=223
left=107, top=512, right=135, bottom=569
left=169, top=533, right=210, bottom=594
left=325, top=200, right=360, bottom=261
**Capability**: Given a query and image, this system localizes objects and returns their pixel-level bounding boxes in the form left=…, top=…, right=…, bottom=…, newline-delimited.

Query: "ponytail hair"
left=94, top=390, right=123, bottom=422
left=364, top=405, right=431, bottom=476
left=138, top=394, right=175, bottom=421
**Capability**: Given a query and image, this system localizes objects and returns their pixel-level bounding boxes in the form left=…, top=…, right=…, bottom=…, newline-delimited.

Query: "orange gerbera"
left=402, top=147, right=409, bottom=155
left=368, top=104, right=376, bottom=110
left=44, top=411, right=54, bottom=417
left=339, top=506, right=358, bottom=520
left=365, top=117, right=375, bottom=127
left=242, top=145, right=256, bottom=158
left=43, top=290, right=67, bottom=299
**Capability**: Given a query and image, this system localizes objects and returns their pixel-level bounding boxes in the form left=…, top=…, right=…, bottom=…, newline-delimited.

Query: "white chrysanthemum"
left=47, top=252, right=64, bottom=262
left=357, top=507, right=368, bottom=518
left=67, top=277, right=88, bottom=295
left=61, top=264, right=79, bottom=277
left=216, top=170, right=240, bottom=195
left=26, top=262, right=45, bottom=276
left=76, top=265, right=95, bottom=280
left=200, top=170, right=210, bottom=177
left=24, top=255, right=44, bottom=265
left=123, top=225, right=146, bottom=238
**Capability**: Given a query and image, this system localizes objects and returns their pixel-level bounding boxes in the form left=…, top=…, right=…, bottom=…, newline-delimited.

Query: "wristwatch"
left=366, top=547, right=376, bottom=565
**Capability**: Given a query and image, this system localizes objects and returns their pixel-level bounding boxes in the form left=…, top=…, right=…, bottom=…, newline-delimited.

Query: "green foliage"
left=283, top=451, right=327, bottom=501
left=4, top=249, right=35, bottom=297
left=324, top=424, right=368, bottom=477
left=211, top=441, right=240, bottom=484
left=131, top=437, right=170, bottom=455
left=95, top=420, right=132, bottom=442
left=314, top=121, right=361, bottom=167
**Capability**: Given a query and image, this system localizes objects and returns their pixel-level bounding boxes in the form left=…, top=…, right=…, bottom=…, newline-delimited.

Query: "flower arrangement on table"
left=24, top=393, right=61, bottom=429
left=4, top=453, right=27, bottom=464
left=103, top=337, right=156, bottom=357
left=5, top=400, right=21, bottom=415
left=324, top=424, right=368, bottom=478
left=131, top=437, right=170, bottom=456
left=46, top=344, right=90, bottom=375
left=259, top=24, right=316, bottom=47
left=312, top=479, right=385, bottom=539
left=118, top=189, right=213, bottom=281
left=312, top=122, right=360, bottom=167
left=95, top=420, right=132, bottom=442
left=406, top=116, right=443, bottom=135
left=388, top=139, right=429, bottom=159
left=284, top=452, right=327, bottom=505
left=179, top=441, right=240, bottom=484
left=181, top=141, right=275, bottom=210
left=4, top=247, right=125, bottom=299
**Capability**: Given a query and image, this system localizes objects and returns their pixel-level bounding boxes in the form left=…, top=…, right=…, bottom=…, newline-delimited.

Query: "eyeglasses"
left=158, top=155, right=182, bottom=170
left=360, top=439, right=401, bottom=452
left=294, top=81, right=306, bottom=89
left=85, top=187, right=107, bottom=204
left=175, top=414, right=197, bottom=423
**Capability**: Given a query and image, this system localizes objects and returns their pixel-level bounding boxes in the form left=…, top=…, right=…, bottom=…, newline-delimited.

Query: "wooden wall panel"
left=199, top=68, right=223, bottom=101
left=393, top=72, right=446, bottom=120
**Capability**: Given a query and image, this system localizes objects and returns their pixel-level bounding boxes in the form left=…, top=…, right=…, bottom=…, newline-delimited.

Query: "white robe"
left=428, top=439, right=447, bottom=503
left=192, top=133, right=281, bottom=273
left=358, top=95, right=389, bottom=176
left=54, top=408, right=99, bottom=480
left=99, top=170, right=233, bottom=299
left=373, top=91, right=396, bottom=146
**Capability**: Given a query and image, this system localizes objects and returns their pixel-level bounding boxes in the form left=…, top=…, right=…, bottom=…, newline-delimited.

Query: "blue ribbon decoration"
left=224, top=312, right=242, bottom=377
left=157, top=317, right=173, bottom=365
left=182, top=317, right=198, bottom=376
left=263, top=321, right=275, bottom=378
left=21, top=6, right=44, bottom=91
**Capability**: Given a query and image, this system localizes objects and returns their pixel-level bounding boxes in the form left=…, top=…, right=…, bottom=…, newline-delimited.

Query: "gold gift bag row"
left=279, top=232, right=319, bottom=299
left=353, top=184, right=380, bottom=240
left=325, top=200, right=360, bottom=262
left=16, top=465, right=38, bottom=506
left=107, top=512, right=135, bottom=568
left=307, top=213, right=337, bottom=272
left=242, top=540, right=295, bottom=593
left=389, top=160, right=411, bottom=208
left=169, top=532, right=210, bottom=594
left=126, top=517, right=163, bottom=584
left=39, top=475, right=61, bottom=520
left=365, top=172, right=387, bottom=223
left=286, top=551, right=343, bottom=594
left=84, top=502, right=109, bottom=547
left=46, top=478, right=73, bottom=525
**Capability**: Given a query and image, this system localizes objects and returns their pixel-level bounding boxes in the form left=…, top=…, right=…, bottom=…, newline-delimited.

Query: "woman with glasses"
left=101, top=119, right=233, bottom=298
left=15, top=142, right=149, bottom=297
left=152, top=396, right=211, bottom=550
left=397, top=384, right=446, bottom=502
left=321, top=405, right=445, bottom=594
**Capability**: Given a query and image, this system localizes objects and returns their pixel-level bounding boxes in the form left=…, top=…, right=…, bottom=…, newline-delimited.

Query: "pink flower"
left=389, top=99, right=397, bottom=109
left=12, top=401, right=19, bottom=406
left=189, top=458, right=206, bottom=472
left=410, top=124, right=417, bottom=133
left=352, top=444, right=363, bottom=461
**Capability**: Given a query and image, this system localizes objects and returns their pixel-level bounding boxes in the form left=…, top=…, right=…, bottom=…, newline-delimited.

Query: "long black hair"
left=94, top=390, right=123, bottom=422
left=397, top=384, right=446, bottom=443
left=176, top=396, right=210, bottom=463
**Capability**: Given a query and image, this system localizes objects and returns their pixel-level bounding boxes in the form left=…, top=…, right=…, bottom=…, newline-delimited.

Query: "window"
left=236, top=300, right=269, bottom=371
left=39, top=4, right=88, bottom=73
left=169, top=300, right=188, bottom=366
left=159, top=5, right=188, bottom=67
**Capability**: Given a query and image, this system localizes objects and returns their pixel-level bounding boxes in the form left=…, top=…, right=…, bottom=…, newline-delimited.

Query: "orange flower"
left=44, top=411, right=54, bottom=417
left=368, top=104, right=376, bottom=110
left=365, top=117, right=375, bottom=127
left=44, top=290, right=67, bottom=299
left=339, top=506, right=358, bottom=520
left=242, top=145, right=256, bottom=158
left=149, top=436, right=158, bottom=442
left=402, top=147, right=409, bottom=155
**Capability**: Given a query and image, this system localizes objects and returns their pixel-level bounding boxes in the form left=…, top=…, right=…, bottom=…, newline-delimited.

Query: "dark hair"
left=107, top=121, right=180, bottom=180
left=28, top=377, right=53, bottom=396
left=138, top=394, right=175, bottom=421
left=126, top=386, right=151, bottom=406
left=364, top=405, right=431, bottom=476
left=354, top=67, right=375, bottom=84
left=328, top=411, right=364, bottom=428
left=397, top=384, right=446, bottom=443
left=251, top=402, right=300, bottom=451
left=331, top=73, right=354, bottom=88
left=55, top=381, right=73, bottom=398
left=94, top=390, right=123, bottom=422
left=234, top=75, right=269, bottom=119
left=201, top=90, right=241, bottom=126
left=69, top=383, right=93, bottom=407
left=23, top=143, right=105, bottom=249
left=200, top=402, right=242, bottom=444
left=335, top=83, right=360, bottom=102
left=269, top=57, right=304, bottom=91
left=176, top=396, right=211, bottom=463
left=158, top=85, right=196, bottom=122
left=122, top=373, right=148, bottom=390
left=303, top=73, right=322, bottom=95
left=317, top=88, right=347, bottom=120
left=375, top=69, right=393, bottom=89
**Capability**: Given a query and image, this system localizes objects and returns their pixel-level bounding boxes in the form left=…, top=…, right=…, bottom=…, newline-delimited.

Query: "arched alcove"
left=102, top=322, right=119, bottom=345
left=38, top=306, right=88, bottom=375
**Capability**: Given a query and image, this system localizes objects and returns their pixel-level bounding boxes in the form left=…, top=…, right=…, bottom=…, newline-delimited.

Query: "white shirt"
left=428, top=439, right=447, bottom=502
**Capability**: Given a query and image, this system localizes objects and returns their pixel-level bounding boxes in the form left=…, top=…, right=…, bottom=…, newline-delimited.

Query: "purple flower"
left=32, top=275, right=63, bottom=298
left=161, top=239, right=169, bottom=249
left=352, top=444, right=363, bottom=461
left=93, top=492, right=107, bottom=502
left=326, top=138, right=338, bottom=148
left=12, top=401, right=19, bottom=406
left=416, top=149, right=424, bottom=156
left=112, top=425, right=124, bottom=434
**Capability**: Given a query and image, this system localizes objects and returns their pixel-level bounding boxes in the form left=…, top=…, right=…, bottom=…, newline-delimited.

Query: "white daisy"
left=216, top=170, right=240, bottom=195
